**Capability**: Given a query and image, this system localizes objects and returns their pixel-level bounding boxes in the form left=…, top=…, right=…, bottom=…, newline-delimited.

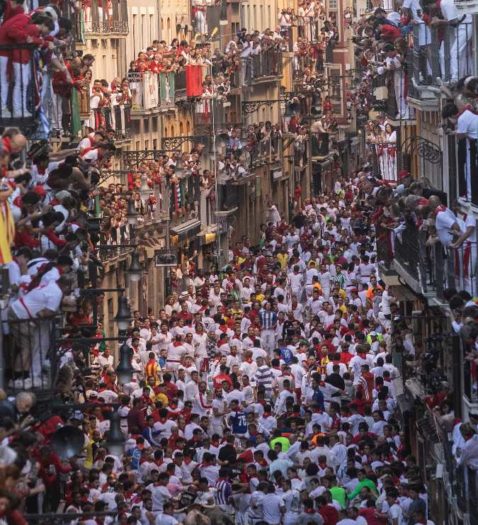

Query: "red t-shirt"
left=319, top=504, right=339, bottom=525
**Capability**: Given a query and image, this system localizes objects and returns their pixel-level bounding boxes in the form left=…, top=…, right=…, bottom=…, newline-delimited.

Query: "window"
left=152, top=117, right=158, bottom=133
left=145, top=140, right=149, bottom=150
left=144, top=119, right=149, bottom=133
left=153, top=139, right=158, bottom=150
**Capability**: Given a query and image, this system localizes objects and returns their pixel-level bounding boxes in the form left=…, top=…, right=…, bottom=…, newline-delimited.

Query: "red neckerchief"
left=434, top=204, right=447, bottom=216
left=2, top=137, right=12, bottom=154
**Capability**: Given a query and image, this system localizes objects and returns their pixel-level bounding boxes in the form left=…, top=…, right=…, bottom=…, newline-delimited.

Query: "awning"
left=171, top=219, right=201, bottom=242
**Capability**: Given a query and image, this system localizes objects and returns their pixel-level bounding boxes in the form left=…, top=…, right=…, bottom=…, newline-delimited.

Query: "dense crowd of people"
left=0, top=119, right=449, bottom=524
left=1, top=0, right=478, bottom=524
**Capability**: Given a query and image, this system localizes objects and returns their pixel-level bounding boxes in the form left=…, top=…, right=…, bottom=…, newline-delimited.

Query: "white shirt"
left=435, top=207, right=458, bottom=247
left=440, top=0, right=459, bottom=21
left=155, top=513, right=178, bottom=525
left=262, top=493, right=285, bottom=525
left=150, top=484, right=172, bottom=511
left=457, top=110, right=478, bottom=140
left=10, top=280, right=63, bottom=319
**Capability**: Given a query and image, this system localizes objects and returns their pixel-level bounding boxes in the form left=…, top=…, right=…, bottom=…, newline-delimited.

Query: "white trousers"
left=13, top=62, right=31, bottom=116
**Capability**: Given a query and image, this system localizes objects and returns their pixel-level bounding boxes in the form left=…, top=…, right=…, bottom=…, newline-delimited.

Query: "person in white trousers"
left=434, top=0, right=472, bottom=82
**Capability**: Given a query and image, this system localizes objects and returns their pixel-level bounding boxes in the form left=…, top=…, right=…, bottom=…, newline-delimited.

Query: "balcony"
left=129, top=72, right=178, bottom=116
left=243, top=50, right=283, bottom=85
left=0, top=44, right=40, bottom=135
left=408, top=22, right=473, bottom=101
left=370, top=67, right=415, bottom=124
left=81, top=0, right=128, bottom=36
left=246, top=135, right=283, bottom=169
left=392, top=222, right=478, bottom=301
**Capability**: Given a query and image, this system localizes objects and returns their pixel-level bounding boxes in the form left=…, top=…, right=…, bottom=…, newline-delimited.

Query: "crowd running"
left=0, top=120, right=445, bottom=525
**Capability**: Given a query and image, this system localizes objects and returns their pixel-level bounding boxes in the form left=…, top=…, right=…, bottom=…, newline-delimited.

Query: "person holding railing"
left=427, top=0, right=472, bottom=82
left=7, top=275, right=72, bottom=389
left=457, top=423, right=478, bottom=470
left=442, top=100, right=478, bottom=202
left=0, top=12, right=54, bottom=118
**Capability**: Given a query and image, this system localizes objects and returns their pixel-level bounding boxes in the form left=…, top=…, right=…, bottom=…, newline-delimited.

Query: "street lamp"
left=127, top=252, right=142, bottom=282
left=116, top=341, right=134, bottom=385
left=126, top=198, right=138, bottom=226
left=105, top=409, right=126, bottom=458
left=114, top=295, right=132, bottom=332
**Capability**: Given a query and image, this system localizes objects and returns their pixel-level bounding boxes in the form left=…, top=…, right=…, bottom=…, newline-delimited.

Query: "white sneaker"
left=13, top=378, right=25, bottom=389
left=1, top=106, right=11, bottom=118
left=32, top=378, right=44, bottom=388
left=21, top=378, right=33, bottom=390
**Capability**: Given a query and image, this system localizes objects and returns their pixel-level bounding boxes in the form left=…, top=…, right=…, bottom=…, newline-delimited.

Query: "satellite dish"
left=51, top=426, right=85, bottom=460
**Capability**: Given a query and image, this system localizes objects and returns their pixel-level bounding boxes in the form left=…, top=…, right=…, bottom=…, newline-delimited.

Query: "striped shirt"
left=215, top=478, right=232, bottom=506
left=259, top=309, right=277, bottom=330
left=255, top=365, right=274, bottom=390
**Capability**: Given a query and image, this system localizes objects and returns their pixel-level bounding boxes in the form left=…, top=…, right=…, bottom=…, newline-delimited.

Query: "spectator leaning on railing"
left=0, top=124, right=121, bottom=395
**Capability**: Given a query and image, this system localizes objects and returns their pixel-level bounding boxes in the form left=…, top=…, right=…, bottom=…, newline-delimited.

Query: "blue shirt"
left=229, top=411, right=247, bottom=434
left=312, top=388, right=325, bottom=410
left=129, top=447, right=142, bottom=470
left=280, top=346, right=294, bottom=364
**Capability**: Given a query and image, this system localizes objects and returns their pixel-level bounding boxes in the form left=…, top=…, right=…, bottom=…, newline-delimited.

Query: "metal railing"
left=1, top=317, right=60, bottom=395
left=247, top=135, right=283, bottom=168
left=24, top=512, right=118, bottom=525
left=243, top=49, right=283, bottom=84
left=394, top=223, right=478, bottom=299
left=455, top=466, right=478, bottom=522
left=175, top=69, right=187, bottom=100
left=82, top=0, right=128, bottom=35
left=0, top=44, right=38, bottom=124
left=91, top=104, right=132, bottom=138
left=129, top=71, right=181, bottom=112
left=454, top=137, right=478, bottom=206
left=394, top=223, right=444, bottom=296
left=410, top=22, right=473, bottom=93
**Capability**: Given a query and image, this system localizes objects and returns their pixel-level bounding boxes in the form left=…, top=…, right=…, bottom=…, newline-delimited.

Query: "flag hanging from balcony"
left=160, top=73, right=176, bottom=104
left=185, top=65, right=203, bottom=97
left=0, top=201, right=14, bottom=264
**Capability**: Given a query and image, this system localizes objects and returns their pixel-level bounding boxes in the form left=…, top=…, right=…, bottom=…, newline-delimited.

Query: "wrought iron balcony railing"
left=393, top=222, right=478, bottom=300
left=0, top=44, right=39, bottom=132
left=408, top=22, right=473, bottom=97
left=81, top=0, right=128, bottom=36
left=242, top=50, right=283, bottom=85
left=129, top=71, right=184, bottom=113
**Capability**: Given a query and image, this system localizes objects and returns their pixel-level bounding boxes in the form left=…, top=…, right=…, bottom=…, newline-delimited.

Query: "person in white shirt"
left=457, top=423, right=478, bottom=470
left=8, top=276, right=70, bottom=388
left=385, top=489, right=403, bottom=525
left=261, top=483, right=285, bottom=525
left=151, top=473, right=173, bottom=512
